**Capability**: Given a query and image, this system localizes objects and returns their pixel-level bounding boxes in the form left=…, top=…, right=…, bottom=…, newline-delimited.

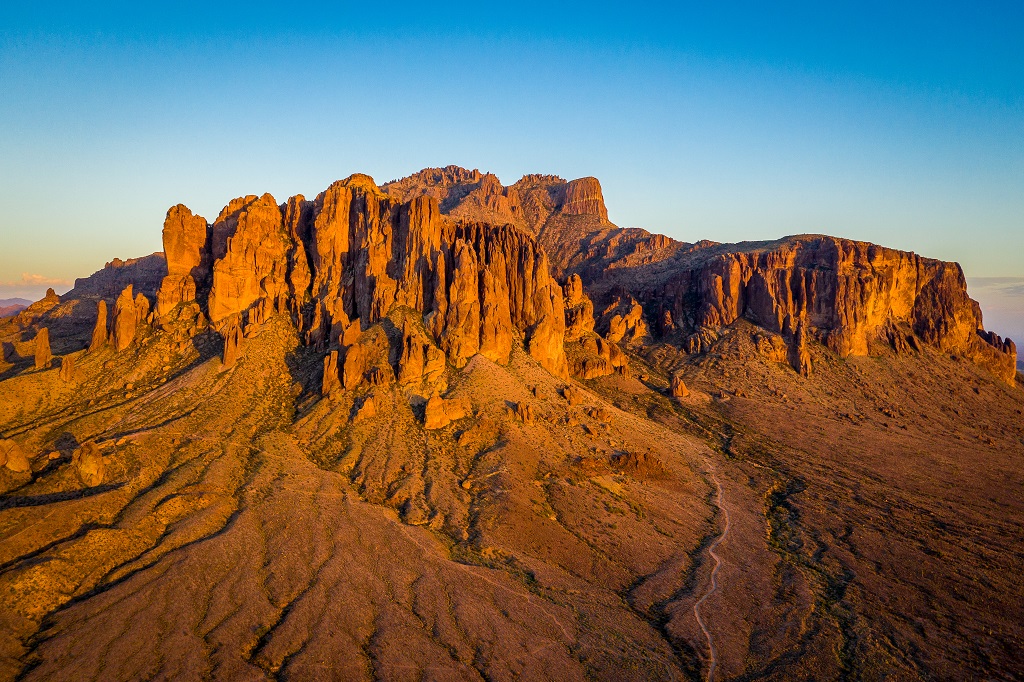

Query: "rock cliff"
left=152, top=174, right=570, bottom=381
left=56, top=167, right=1018, bottom=387
left=382, top=168, right=1016, bottom=385
left=155, top=204, right=211, bottom=317
left=622, top=236, right=1017, bottom=382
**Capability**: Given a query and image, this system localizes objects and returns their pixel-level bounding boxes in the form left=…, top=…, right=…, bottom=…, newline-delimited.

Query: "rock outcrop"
left=423, top=393, right=469, bottom=430
left=671, top=374, right=689, bottom=399
left=382, top=167, right=612, bottom=277
left=156, top=205, right=211, bottom=317
left=208, top=194, right=291, bottom=325
left=68, top=254, right=165, bottom=300
left=397, top=319, right=445, bottom=386
left=221, top=317, right=242, bottom=368
left=111, top=285, right=147, bottom=352
left=59, top=354, right=75, bottom=382
left=351, top=395, right=377, bottom=424
left=381, top=169, right=1015, bottom=384
left=342, top=344, right=367, bottom=390
left=789, top=319, right=813, bottom=376
left=34, top=328, right=51, bottom=370
left=513, top=401, right=535, bottom=424
left=322, top=350, right=340, bottom=395
left=563, top=274, right=595, bottom=342
left=599, top=294, right=648, bottom=345
left=89, top=300, right=108, bottom=352
left=560, top=177, right=608, bottom=220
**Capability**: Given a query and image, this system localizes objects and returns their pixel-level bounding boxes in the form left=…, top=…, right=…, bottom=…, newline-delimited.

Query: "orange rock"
left=89, top=300, right=108, bottom=352
left=440, top=240, right=481, bottom=367
left=111, top=286, right=141, bottom=352
left=479, top=264, right=513, bottom=364
left=221, top=317, right=242, bottom=368
left=59, top=354, right=75, bottom=382
left=72, top=441, right=104, bottom=486
left=208, top=194, right=290, bottom=324
left=322, top=351, right=340, bottom=395
left=34, top=327, right=52, bottom=369
left=342, top=344, right=367, bottom=390
left=0, top=438, right=31, bottom=473
left=283, top=194, right=314, bottom=309
left=560, top=177, right=609, bottom=220
left=398, top=319, right=446, bottom=385
left=789, top=319, right=812, bottom=377
left=514, top=401, right=535, bottom=424
left=156, top=204, right=210, bottom=317
left=671, top=374, right=689, bottom=399
left=424, top=394, right=469, bottom=430
left=602, top=296, right=647, bottom=345
left=562, top=386, right=586, bottom=406
left=563, top=274, right=595, bottom=342
left=351, top=395, right=377, bottom=424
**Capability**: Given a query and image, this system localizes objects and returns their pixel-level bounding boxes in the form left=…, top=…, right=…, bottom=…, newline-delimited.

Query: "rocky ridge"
left=19, top=167, right=1016, bottom=392
left=384, top=167, right=1017, bottom=385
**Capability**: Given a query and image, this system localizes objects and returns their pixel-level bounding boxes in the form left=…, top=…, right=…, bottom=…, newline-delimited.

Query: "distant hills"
left=0, top=298, right=30, bottom=318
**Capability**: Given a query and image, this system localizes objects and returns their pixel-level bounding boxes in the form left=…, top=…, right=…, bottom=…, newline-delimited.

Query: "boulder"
left=424, top=394, right=469, bottom=430
left=73, top=441, right=105, bottom=486
left=562, top=386, right=586, bottom=406
left=671, top=374, right=689, bottom=399
left=0, top=439, right=31, bottom=473
left=514, top=402, right=535, bottom=424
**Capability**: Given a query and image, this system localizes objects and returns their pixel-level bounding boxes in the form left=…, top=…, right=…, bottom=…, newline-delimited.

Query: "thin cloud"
left=0, top=273, right=73, bottom=288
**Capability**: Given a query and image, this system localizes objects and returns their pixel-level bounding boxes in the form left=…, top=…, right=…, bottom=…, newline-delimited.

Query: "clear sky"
left=1, top=2, right=1022, bottom=308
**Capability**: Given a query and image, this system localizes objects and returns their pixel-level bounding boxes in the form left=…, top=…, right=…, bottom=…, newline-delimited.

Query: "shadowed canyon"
left=1, top=167, right=1021, bottom=681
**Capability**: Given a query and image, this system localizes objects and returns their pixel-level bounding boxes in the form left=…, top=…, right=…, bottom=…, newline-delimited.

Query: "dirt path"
left=693, top=463, right=730, bottom=682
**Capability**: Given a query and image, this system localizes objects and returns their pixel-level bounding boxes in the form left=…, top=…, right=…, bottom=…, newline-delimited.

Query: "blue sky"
left=1, top=2, right=1022, bottom=317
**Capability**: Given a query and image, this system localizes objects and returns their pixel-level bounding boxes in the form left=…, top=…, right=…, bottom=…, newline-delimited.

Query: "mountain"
left=0, top=299, right=31, bottom=319
left=0, top=168, right=1020, bottom=681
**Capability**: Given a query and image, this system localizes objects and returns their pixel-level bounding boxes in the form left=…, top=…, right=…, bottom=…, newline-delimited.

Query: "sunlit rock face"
left=154, top=174, right=569, bottom=380
left=642, top=235, right=1017, bottom=382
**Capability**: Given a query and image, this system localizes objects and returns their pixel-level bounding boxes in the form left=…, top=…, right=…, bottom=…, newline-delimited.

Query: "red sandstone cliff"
left=381, top=167, right=1017, bottom=385
left=56, top=167, right=1014, bottom=387
left=154, top=173, right=570, bottom=381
